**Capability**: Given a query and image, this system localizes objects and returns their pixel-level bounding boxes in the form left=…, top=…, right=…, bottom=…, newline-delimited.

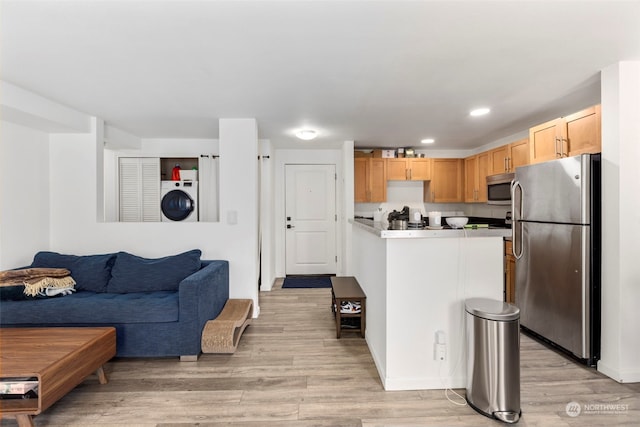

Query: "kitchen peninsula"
left=350, top=218, right=511, bottom=391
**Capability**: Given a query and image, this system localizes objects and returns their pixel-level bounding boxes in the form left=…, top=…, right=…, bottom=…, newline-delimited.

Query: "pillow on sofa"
left=31, top=251, right=116, bottom=292
left=107, top=249, right=202, bottom=293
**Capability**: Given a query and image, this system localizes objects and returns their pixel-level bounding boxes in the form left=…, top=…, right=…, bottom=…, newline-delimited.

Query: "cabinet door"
left=508, top=138, right=529, bottom=171
left=504, top=240, right=515, bottom=303
left=476, top=152, right=489, bottom=202
left=464, top=156, right=477, bottom=202
left=354, top=158, right=368, bottom=202
left=354, top=158, right=386, bottom=202
left=565, top=105, right=601, bottom=156
left=369, top=158, right=387, bottom=202
left=488, top=145, right=509, bottom=175
left=119, top=157, right=160, bottom=222
left=529, top=118, right=563, bottom=164
left=386, top=159, right=408, bottom=180
left=428, top=159, right=463, bottom=203
left=409, top=158, right=431, bottom=180
left=141, top=159, right=161, bottom=222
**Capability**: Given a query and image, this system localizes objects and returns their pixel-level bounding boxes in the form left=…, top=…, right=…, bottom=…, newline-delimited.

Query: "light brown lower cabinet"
left=505, top=240, right=515, bottom=304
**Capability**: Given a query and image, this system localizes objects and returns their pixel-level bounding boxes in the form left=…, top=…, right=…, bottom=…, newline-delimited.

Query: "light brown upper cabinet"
left=424, top=158, right=464, bottom=203
left=386, top=158, right=431, bottom=181
left=529, top=105, right=601, bottom=164
left=488, top=138, right=530, bottom=175
left=464, top=152, right=489, bottom=203
left=354, top=157, right=387, bottom=202
left=509, top=138, right=530, bottom=171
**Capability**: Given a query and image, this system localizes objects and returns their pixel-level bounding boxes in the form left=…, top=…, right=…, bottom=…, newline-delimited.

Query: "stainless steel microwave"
left=486, top=173, right=514, bottom=205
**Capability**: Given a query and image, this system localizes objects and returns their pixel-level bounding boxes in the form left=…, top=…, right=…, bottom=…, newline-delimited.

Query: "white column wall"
left=0, top=121, right=51, bottom=268
left=259, top=139, right=276, bottom=291
left=599, top=61, right=640, bottom=382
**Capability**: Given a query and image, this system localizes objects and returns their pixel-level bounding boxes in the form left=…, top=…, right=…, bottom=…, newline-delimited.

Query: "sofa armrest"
left=179, top=260, right=229, bottom=326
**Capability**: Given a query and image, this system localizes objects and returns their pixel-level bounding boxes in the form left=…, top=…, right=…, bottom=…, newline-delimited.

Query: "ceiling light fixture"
left=421, top=138, right=435, bottom=144
left=296, top=129, right=318, bottom=140
left=470, top=107, right=491, bottom=117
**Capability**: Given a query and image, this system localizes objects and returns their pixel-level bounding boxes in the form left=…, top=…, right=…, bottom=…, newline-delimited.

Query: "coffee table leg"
left=96, top=365, right=108, bottom=384
left=15, top=414, right=34, bottom=427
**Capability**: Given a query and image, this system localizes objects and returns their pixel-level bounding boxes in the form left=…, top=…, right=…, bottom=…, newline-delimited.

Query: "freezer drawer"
left=515, top=221, right=592, bottom=359
left=514, top=154, right=593, bottom=225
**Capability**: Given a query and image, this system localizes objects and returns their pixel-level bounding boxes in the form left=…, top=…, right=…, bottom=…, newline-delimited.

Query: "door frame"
left=273, top=149, right=346, bottom=280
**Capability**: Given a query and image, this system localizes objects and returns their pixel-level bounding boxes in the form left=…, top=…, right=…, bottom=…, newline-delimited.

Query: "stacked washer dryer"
left=161, top=180, right=198, bottom=222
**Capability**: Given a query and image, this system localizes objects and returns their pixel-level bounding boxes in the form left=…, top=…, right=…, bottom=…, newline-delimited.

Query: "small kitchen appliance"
left=487, top=173, right=514, bottom=205
left=387, top=206, right=410, bottom=230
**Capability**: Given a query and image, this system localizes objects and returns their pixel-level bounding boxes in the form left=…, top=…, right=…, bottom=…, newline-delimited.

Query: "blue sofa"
left=0, top=250, right=229, bottom=359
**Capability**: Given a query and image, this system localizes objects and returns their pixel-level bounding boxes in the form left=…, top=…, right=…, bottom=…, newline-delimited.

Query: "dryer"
left=161, top=181, right=198, bottom=222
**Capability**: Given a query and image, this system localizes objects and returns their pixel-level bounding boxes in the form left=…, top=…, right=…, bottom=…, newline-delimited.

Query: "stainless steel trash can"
left=465, top=298, right=521, bottom=423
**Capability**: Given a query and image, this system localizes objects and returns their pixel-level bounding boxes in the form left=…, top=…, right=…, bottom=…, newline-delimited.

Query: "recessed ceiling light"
left=421, top=138, right=435, bottom=144
left=296, top=129, right=318, bottom=140
left=470, top=107, right=491, bottom=117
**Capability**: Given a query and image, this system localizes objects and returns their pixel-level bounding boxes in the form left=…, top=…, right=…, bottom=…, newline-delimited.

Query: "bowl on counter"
left=446, top=216, right=469, bottom=229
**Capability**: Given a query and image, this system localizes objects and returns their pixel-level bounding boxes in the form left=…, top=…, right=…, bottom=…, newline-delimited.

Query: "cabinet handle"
left=408, top=169, right=412, bottom=180
left=555, top=137, right=561, bottom=158
left=507, top=157, right=511, bottom=172
left=504, top=158, right=508, bottom=172
left=561, top=138, right=568, bottom=157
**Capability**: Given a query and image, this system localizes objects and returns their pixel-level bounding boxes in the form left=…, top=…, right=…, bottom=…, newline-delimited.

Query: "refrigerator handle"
left=511, top=180, right=524, bottom=259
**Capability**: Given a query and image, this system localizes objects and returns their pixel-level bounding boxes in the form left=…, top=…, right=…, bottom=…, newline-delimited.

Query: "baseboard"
left=598, top=361, right=640, bottom=383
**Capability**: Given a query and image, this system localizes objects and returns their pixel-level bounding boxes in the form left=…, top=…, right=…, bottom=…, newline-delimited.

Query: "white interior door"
left=285, top=164, right=337, bottom=275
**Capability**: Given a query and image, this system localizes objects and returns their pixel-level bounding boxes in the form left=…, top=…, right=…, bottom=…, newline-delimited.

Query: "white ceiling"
left=2, top=1, right=640, bottom=150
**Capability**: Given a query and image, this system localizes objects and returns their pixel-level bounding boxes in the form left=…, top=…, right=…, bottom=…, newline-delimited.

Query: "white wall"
left=0, top=121, right=51, bottom=268
left=9, top=116, right=262, bottom=315
left=599, top=61, right=640, bottom=382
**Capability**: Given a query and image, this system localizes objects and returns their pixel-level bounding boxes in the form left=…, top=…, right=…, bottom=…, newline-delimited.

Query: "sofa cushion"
left=107, top=249, right=201, bottom=293
left=31, top=251, right=116, bottom=293
left=0, top=291, right=179, bottom=324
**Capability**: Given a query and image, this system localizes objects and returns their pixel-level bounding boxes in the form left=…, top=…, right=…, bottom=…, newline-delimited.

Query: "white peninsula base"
left=350, top=220, right=507, bottom=390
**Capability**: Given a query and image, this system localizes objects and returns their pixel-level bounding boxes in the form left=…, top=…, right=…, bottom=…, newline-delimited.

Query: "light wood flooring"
left=3, top=280, right=639, bottom=426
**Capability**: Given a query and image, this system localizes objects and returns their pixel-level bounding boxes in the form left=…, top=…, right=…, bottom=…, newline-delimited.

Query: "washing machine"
left=161, top=181, right=198, bottom=222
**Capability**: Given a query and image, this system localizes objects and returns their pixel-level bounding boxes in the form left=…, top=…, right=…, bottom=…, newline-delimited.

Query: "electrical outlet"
left=434, top=343, right=446, bottom=361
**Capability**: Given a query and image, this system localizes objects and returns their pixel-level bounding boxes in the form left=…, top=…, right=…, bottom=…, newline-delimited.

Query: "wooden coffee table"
left=0, top=327, right=116, bottom=427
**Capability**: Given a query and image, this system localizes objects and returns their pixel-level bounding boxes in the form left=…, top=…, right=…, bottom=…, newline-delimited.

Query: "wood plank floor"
left=3, top=279, right=639, bottom=426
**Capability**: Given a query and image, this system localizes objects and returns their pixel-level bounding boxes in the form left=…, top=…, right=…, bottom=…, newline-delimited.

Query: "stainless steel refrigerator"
left=511, top=153, right=601, bottom=366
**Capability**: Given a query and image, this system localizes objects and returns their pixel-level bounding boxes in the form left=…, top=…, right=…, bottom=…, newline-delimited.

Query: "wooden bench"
left=330, top=276, right=366, bottom=338
left=201, top=299, right=253, bottom=354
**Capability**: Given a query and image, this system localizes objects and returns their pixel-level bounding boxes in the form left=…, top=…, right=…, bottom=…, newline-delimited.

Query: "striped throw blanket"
left=0, top=268, right=76, bottom=297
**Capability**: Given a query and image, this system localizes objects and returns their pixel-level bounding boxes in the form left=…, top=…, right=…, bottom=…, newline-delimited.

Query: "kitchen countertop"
left=351, top=218, right=512, bottom=239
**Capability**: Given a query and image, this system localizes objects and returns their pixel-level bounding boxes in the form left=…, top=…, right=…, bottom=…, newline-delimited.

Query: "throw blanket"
left=0, top=268, right=76, bottom=297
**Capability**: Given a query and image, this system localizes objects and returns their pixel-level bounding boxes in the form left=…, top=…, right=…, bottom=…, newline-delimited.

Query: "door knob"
left=287, top=224, right=295, bottom=229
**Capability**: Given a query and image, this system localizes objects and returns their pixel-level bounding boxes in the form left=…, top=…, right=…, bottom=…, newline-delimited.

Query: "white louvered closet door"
left=119, top=157, right=160, bottom=222
left=141, top=159, right=160, bottom=221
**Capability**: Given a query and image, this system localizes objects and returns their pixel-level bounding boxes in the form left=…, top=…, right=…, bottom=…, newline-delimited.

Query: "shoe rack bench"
left=330, top=276, right=366, bottom=338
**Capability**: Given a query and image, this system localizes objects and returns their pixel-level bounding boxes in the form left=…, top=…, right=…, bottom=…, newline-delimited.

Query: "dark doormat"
left=282, top=276, right=332, bottom=289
